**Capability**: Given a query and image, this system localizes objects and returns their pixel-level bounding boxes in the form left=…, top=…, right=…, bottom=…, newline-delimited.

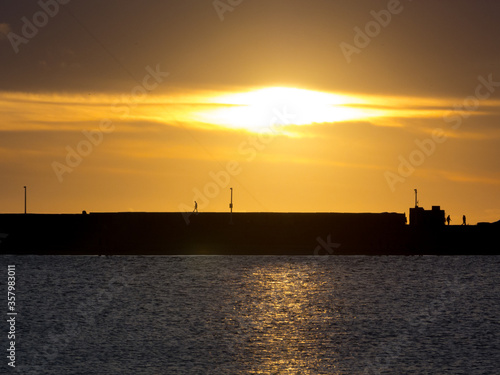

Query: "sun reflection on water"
left=225, top=259, right=350, bottom=374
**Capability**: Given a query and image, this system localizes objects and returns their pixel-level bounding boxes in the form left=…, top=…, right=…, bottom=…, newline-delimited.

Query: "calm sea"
left=2, top=255, right=500, bottom=374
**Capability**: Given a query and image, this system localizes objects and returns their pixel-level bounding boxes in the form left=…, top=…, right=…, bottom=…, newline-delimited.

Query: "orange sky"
left=1, top=1, right=500, bottom=224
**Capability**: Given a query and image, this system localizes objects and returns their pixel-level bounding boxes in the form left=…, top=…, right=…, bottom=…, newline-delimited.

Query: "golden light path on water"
left=224, top=260, right=351, bottom=374
left=192, top=87, right=385, bottom=132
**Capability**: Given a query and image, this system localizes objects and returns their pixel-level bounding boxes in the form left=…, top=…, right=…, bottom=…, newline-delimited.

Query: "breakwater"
left=0, top=212, right=498, bottom=255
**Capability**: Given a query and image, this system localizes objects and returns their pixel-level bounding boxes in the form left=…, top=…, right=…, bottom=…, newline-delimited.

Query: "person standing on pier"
left=193, top=201, right=198, bottom=213
left=462, top=215, right=466, bottom=225
left=446, top=215, right=451, bottom=225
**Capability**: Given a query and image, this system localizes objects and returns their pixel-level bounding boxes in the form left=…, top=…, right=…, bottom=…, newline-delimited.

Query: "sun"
left=193, top=87, right=379, bottom=133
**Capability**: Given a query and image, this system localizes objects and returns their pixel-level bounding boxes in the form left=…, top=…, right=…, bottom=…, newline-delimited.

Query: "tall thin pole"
left=230, top=187, right=233, bottom=214
left=24, top=186, right=27, bottom=214
left=414, top=188, right=418, bottom=208
left=229, top=187, right=233, bottom=224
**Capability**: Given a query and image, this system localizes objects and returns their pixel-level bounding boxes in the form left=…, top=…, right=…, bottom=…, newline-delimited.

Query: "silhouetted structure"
left=193, top=201, right=198, bottom=213
left=409, top=189, right=445, bottom=227
left=0, top=211, right=498, bottom=255
left=410, top=205, right=445, bottom=227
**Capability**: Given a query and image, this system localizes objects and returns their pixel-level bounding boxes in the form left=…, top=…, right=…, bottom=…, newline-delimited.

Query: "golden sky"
left=1, top=1, right=500, bottom=224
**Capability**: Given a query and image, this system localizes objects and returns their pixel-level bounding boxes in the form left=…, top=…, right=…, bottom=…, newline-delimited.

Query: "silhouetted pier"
left=0, top=211, right=498, bottom=255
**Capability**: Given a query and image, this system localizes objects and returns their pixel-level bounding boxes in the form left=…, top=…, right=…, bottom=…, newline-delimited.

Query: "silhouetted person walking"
left=462, top=215, right=466, bottom=225
left=446, top=215, right=451, bottom=225
left=193, top=201, right=198, bottom=213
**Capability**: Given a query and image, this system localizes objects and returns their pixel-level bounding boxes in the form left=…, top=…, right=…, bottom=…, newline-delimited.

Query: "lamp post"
left=24, top=186, right=27, bottom=214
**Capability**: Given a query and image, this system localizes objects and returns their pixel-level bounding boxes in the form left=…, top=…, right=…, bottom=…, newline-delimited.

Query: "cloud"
left=433, top=169, right=500, bottom=186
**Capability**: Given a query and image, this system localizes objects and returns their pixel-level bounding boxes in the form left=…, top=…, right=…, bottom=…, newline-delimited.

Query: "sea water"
left=2, top=255, right=500, bottom=374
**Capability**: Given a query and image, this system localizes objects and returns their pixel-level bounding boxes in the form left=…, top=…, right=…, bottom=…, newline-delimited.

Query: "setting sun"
left=193, top=87, right=382, bottom=132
